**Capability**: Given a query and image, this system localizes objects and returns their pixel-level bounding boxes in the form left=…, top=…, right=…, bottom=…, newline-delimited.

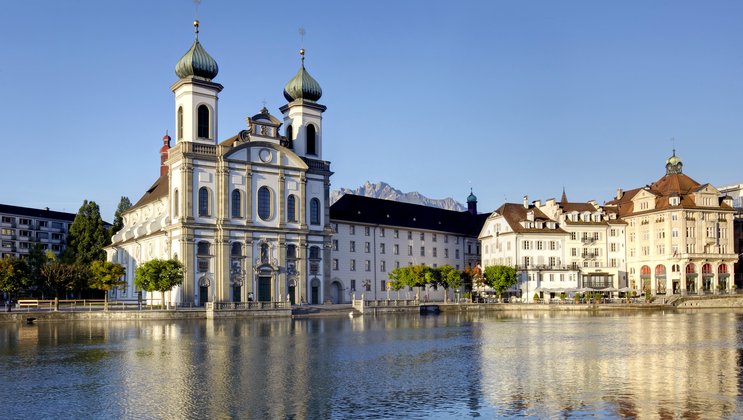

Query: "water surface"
left=1, top=310, right=741, bottom=418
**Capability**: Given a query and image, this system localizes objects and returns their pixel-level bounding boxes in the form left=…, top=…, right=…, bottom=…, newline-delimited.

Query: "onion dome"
left=665, top=149, right=683, bottom=175
left=283, top=49, right=322, bottom=102
left=175, top=20, right=219, bottom=81
left=467, top=189, right=477, bottom=203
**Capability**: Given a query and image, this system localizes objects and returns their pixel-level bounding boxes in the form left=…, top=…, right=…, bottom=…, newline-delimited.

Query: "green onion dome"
left=283, top=49, right=322, bottom=102
left=467, top=189, right=477, bottom=203
left=175, top=20, right=219, bottom=81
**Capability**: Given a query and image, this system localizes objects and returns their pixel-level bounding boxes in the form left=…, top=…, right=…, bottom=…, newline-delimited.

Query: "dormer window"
left=670, top=196, right=680, bottom=206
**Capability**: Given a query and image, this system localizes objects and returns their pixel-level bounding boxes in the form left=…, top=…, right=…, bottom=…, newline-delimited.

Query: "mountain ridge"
left=330, top=181, right=466, bottom=212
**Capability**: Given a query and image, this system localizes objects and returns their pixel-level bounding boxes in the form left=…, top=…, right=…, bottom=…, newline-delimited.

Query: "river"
left=1, top=310, right=741, bottom=418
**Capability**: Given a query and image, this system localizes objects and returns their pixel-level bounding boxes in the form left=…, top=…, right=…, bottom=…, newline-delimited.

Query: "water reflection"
left=0, top=311, right=741, bottom=418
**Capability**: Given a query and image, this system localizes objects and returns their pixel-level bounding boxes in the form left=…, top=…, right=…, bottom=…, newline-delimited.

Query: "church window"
left=310, top=246, right=320, bottom=260
left=286, top=124, right=293, bottom=141
left=287, top=195, right=297, bottom=222
left=198, top=187, right=210, bottom=217
left=231, top=242, right=242, bottom=257
left=306, top=124, right=317, bottom=155
left=177, top=107, right=184, bottom=140
left=287, top=244, right=297, bottom=259
left=197, top=241, right=211, bottom=255
left=173, top=189, right=179, bottom=217
left=197, top=241, right=210, bottom=272
left=197, top=105, right=210, bottom=138
left=231, top=189, right=242, bottom=218
left=310, top=198, right=320, bottom=225
left=258, top=186, right=272, bottom=221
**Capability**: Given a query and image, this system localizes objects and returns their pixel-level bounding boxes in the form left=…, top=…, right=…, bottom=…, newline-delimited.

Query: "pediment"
left=224, top=141, right=308, bottom=170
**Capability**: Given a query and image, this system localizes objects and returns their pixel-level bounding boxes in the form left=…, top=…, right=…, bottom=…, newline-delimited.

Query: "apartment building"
left=0, top=204, right=75, bottom=258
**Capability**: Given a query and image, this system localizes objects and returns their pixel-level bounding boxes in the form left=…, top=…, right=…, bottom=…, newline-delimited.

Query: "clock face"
left=259, top=148, right=272, bottom=163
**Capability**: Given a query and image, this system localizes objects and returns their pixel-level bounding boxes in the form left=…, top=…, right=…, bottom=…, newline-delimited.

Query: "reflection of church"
left=106, top=20, right=332, bottom=306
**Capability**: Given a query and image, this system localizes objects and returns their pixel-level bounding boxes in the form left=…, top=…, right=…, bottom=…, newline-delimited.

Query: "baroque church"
left=106, top=20, right=332, bottom=306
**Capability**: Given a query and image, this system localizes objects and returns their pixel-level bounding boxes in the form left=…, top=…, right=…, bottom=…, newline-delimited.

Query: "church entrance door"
left=199, top=286, right=209, bottom=306
left=258, top=275, right=272, bottom=302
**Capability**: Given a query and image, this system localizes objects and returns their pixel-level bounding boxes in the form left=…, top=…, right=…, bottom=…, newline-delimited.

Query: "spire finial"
left=671, top=137, right=676, bottom=156
left=193, top=0, right=202, bottom=37
left=298, top=27, right=306, bottom=66
left=194, top=19, right=200, bottom=38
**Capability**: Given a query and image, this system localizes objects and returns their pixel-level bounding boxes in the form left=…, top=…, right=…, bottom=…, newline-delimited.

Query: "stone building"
left=607, top=152, right=737, bottom=295
left=106, top=21, right=332, bottom=306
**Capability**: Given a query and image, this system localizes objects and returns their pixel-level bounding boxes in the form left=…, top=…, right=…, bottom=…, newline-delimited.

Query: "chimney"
left=160, top=131, right=171, bottom=177
left=616, top=188, right=623, bottom=200
left=523, top=195, right=529, bottom=208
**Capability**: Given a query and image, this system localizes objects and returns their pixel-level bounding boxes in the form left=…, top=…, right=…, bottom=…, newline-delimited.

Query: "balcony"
left=581, top=237, right=595, bottom=245
left=581, top=253, right=596, bottom=259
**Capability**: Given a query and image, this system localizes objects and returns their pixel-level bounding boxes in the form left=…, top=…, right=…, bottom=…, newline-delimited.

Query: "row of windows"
left=177, top=105, right=212, bottom=140
left=285, top=123, right=319, bottom=155
left=182, top=187, right=322, bottom=225
left=338, top=225, right=460, bottom=244
left=334, top=259, right=459, bottom=273
left=337, top=241, right=459, bottom=259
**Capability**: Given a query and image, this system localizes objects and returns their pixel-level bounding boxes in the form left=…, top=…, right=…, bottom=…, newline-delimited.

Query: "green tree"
left=110, top=196, right=132, bottom=236
left=89, top=260, right=125, bottom=311
left=438, top=265, right=461, bottom=302
left=483, top=265, right=518, bottom=300
left=65, top=200, right=108, bottom=265
left=40, top=254, right=79, bottom=310
left=26, top=243, right=49, bottom=296
left=134, top=259, right=184, bottom=309
left=0, top=256, right=31, bottom=308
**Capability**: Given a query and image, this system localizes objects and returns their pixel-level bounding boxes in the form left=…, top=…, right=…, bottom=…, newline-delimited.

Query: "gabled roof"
left=330, top=194, right=487, bottom=236
left=608, top=172, right=733, bottom=216
left=130, top=174, right=169, bottom=212
left=494, top=203, right=567, bottom=234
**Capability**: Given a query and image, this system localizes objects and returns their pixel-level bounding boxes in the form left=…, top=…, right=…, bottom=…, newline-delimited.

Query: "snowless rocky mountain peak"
left=330, top=181, right=466, bottom=212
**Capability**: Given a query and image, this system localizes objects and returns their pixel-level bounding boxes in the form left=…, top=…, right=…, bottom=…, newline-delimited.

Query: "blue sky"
left=2, top=1, right=742, bottom=221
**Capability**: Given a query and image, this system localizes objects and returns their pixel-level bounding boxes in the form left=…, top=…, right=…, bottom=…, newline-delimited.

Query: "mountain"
left=330, top=181, right=466, bottom=212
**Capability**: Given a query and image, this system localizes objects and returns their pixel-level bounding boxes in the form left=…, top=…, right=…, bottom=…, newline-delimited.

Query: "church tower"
left=280, top=49, right=327, bottom=158
left=467, top=189, right=478, bottom=215
left=171, top=20, right=222, bottom=145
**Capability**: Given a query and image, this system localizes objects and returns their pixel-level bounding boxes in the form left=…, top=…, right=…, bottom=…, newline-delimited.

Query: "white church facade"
left=106, top=21, right=332, bottom=306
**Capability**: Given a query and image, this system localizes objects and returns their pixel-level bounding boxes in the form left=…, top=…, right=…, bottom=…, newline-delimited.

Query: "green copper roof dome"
left=467, top=189, right=477, bottom=203
left=175, top=20, right=219, bottom=81
left=665, top=149, right=683, bottom=175
left=283, top=49, right=322, bottom=102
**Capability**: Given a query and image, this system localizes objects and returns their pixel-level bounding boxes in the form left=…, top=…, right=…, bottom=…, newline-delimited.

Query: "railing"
left=206, top=301, right=290, bottom=310
left=581, top=253, right=596, bottom=259
left=193, top=144, right=217, bottom=155
left=515, top=264, right=571, bottom=271
left=362, top=299, right=419, bottom=307
left=302, top=157, right=331, bottom=171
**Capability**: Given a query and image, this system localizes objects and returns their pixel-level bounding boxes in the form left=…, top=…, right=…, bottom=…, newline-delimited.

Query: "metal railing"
left=206, top=301, right=290, bottom=310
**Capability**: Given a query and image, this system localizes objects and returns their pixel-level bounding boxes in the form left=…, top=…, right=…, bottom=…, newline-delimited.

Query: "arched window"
left=177, top=107, right=184, bottom=140
left=197, top=241, right=211, bottom=256
left=173, top=189, right=179, bottom=217
left=287, top=194, right=297, bottom=222
left=286, top=124, right=293, bottom=141
left=686, top=263, right=696, bottom=274
left=231, top=242, right=242, bottom=257
left=306, top=124, right=317, bottom=155
left=309, top=246, right=320, bottom=260
left=198, top=187, right=210, bottom=217
left=287, top=244, right=296, bottom=259
left=231, top=189, right=242, bottom=218
left=719, top=264, right=728, bottom=274
left=258, top=186, right=271, bottom=221
left=197, top=105, right=210, bottom=138
left=310, top=198, right=320, bottom=225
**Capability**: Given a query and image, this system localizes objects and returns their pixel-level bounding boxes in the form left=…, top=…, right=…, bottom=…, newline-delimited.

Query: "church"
left=106, top=20, right=332, bottom=306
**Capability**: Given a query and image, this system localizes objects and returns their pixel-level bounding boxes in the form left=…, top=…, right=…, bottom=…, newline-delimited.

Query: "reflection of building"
left=0, top=204, right=76, bottom=258
left=329, top=193, right=487, bottom=302
left=479, top=193, right=625, bottom=302
left=608, top=152, right=737, bottom=295
left=105, top=20, right=331, bottom=306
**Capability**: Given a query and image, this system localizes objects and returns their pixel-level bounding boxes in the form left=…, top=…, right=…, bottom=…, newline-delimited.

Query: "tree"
left=134, top=259, right=184, bottom=309
left=111, top=196, right=132, bottom=236
left=483, top=265, right=518, bottom=300
left=26, top=243, right=49, bottom=296
left=40, top=254, right=78, bottom=310
left=438, top=265, right=461, bottom=302
left=89, top=260, right=125, bottom=311
left=0, top=256, right=30, bottom=308
left=64, top=200, right=108, bottom=265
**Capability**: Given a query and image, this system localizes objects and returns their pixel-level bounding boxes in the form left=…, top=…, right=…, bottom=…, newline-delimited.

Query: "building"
left=607, top=152, right=737, bottom=295
left=0, top=204, right=76, bottom=258
left=106, top=20, right=332, bottom=306
left=479, top=193, right=626, bottom=302
left=329, top=193, right=487, bottom=302
left=716, top=183, right=743, bottom=288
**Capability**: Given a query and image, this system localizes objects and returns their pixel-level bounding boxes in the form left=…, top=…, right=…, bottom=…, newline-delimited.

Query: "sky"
left=2, top=0, right=742, bottom=222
